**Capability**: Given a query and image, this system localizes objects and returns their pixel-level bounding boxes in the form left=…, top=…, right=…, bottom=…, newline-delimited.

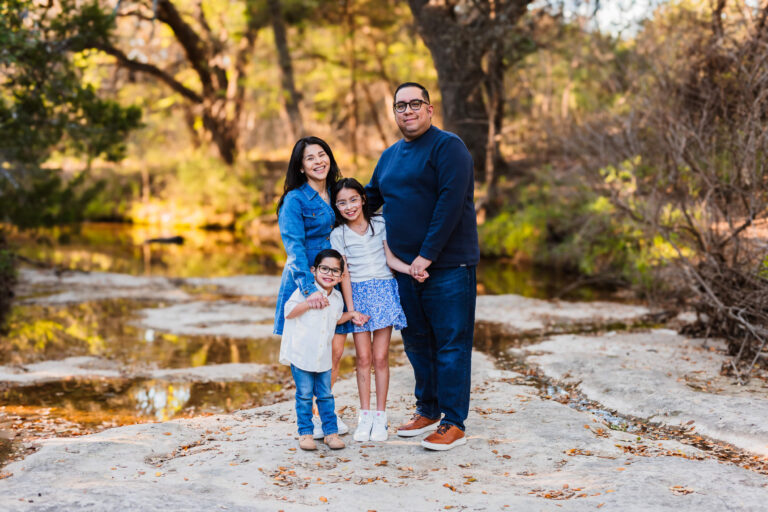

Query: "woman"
left=274, top=136, right=352, bottom=437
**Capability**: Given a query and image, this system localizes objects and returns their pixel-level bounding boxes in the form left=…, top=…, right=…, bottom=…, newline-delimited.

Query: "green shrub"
left=479, top=176, right=674, bottom=287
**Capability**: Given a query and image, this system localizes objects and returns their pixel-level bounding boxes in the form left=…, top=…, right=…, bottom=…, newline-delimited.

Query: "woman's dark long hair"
left=276, top=136, right=342, bottom=215
left=331, top=178, right=378, bottom=235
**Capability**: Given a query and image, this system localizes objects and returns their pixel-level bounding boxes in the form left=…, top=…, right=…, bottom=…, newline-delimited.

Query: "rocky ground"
left=0, top=268, right=766, bottom=510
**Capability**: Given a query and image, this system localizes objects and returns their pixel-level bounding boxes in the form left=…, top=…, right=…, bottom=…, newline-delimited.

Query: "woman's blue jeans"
left=290, top=365, right=337, bottom=436
left=394, top=266, right=476, bottom=431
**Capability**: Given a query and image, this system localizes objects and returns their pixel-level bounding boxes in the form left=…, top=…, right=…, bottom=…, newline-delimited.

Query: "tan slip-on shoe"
left=396, top=413, right=439, bottom=437
left=421, top=424, right=466, bottom=451
left=299, top=434, right=317, bottom=451
left=324, top=433, right=345, bottom=450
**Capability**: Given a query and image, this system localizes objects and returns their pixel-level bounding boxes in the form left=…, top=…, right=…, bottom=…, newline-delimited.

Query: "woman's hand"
left=306, top=291, right=330, bottom=309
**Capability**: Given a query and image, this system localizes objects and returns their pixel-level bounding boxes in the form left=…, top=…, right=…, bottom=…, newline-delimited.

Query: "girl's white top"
left=330, top=216, right=393, bottom=282
left=279, top=285, right=343, bottom=372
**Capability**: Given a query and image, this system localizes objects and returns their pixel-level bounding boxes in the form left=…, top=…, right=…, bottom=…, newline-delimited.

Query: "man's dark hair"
left=394, top=82, right=430, bottom=103
left=313, top=249, right=344, bottom=271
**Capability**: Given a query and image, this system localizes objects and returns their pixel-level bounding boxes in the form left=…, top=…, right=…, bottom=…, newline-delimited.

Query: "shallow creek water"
left=1, top=223, right=621, bottom=466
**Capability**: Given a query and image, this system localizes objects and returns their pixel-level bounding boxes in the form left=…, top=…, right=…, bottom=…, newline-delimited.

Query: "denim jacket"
left=273, top=182, right=336, bottom=335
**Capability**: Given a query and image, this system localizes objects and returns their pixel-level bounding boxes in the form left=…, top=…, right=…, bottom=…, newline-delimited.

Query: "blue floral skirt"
left=350, top=278, right=407, bottom=333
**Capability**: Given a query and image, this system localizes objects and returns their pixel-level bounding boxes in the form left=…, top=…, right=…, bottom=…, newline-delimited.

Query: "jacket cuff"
left=300, top=281, right=318, bottom=297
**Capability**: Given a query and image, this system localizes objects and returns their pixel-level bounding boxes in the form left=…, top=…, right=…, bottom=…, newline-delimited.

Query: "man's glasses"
left=316, top=264, right=342, bottom=277
left=393, top=99, right=429, bottom=113
left=335, top=196, right=362, bottom=209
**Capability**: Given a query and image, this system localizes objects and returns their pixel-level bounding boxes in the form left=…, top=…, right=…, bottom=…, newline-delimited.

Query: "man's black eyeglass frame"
left=393, top=99, right=430, bottom=113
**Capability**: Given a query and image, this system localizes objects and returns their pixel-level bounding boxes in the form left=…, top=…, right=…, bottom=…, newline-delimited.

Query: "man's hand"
left=410, top=256, right=432, bottom=279
left=306, top=291, right=329, bottom=309
left=413, top=270, right=429, bottom=283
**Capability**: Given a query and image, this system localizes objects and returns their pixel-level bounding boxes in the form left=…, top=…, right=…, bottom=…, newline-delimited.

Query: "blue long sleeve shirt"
left=365, top=126, right=479, bottom=268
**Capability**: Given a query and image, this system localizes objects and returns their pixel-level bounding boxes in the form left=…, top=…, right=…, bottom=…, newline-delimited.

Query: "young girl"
left=330, top=178, right=427, bottom=442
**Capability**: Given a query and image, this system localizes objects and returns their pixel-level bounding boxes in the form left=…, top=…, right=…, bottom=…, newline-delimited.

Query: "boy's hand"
left=413, top=270, right=429, bottom=283
left=351, top=311, right=370, bottom=326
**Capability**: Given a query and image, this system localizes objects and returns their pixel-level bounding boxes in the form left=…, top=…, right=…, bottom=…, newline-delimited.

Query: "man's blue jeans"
left=290, top=365, right=337, bottom=436
left=395, top=266, right=476, bottom=431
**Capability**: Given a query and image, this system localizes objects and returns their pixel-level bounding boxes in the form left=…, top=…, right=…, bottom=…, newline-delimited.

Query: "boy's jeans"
left=290, top=365, right=338, bottom=436
left=394, top=266, right=476, bottom=431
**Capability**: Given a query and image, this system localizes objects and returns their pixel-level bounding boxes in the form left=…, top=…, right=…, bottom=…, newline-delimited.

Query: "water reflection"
left=5, top=222, right=617, bottom=298
left=476, top=259, right=618, bottom=301
left=6, top=223, right=283, bottom=278
left=2, top=300, right=281, bottom=367
left=135, top=382, right=191, bottom=421
left=0, top=378, right=291, bottom=426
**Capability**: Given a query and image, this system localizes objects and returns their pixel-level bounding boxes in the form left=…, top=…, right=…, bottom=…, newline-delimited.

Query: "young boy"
left=279, top=249, right=356, bottom=451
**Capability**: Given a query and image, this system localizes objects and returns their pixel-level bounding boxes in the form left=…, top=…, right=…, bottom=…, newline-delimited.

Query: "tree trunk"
left=408, top=0, right=489, bottom=174
left=268, top=0, right=304, bottom=140
left=0, top=234, right=16, bottom=333
left=483, top=40, right=505, bottom=213
left=87, top=0, right=264, bottom=165
left=345, top=0, right=359, bottom=171
left=408, top=0, right=531, bottom=182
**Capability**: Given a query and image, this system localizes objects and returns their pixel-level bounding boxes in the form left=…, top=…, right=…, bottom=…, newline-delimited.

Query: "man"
left=365, top=82, right=479, bottom=451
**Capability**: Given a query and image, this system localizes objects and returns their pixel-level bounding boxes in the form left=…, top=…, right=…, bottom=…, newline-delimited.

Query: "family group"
left=273, top=82, right=479, bottom=453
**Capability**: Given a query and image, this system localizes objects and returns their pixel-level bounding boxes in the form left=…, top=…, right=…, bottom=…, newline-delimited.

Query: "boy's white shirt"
left=279, top=282, right=344, bottom=372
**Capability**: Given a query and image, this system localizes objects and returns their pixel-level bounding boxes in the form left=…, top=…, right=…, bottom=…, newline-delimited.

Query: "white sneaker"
left=337, top=415, right=349, bottom=436
left=370, top=411, right=388, bottom=442
left=312, top=415, right=324, bottom=440
left=353, top=410, right=374, bottom=442
left=314, top=414, right=349, bottom=438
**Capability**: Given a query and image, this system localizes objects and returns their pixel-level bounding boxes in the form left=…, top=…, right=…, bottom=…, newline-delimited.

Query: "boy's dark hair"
left=313, top=249, right=344, bottom=271
left=394, top=82, right=430, bottom=103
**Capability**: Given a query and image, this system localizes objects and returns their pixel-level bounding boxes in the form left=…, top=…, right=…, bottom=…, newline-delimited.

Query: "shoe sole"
left=421, top=437, right=467, bottom=451
left=396, top=422, right=439, bottom=437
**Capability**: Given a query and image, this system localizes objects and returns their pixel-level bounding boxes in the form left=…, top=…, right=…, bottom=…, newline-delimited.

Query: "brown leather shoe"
left=421, top=424, right=466, bottom=451
left=299, top=434, right=317, bottom=451
left=324, top=433, right=345, bottom=450
left=396, top=413, right=440, bottom=438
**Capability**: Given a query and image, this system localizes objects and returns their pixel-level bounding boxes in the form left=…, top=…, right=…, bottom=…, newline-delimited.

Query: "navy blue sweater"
left=366, top=126, right=479, bottom=268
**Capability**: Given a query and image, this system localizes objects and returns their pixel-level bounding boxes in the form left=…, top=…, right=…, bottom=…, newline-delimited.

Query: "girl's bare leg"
left=353, top=331, right=373, bottom=410
left=371, top=327, right=392, bottom=411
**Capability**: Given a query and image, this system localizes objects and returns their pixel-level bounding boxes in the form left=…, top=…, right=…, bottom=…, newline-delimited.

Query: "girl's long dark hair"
left=331, top=178, right=378, bottom=235
left=276, top=136, right=342, bottom=215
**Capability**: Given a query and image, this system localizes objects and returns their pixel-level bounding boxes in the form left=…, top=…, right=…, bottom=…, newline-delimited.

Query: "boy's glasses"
left=335, top=195, right=362, bottom=209
left=317, top=265, right=342, bottom=277
left=393, top=99, right=429, bottom=113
